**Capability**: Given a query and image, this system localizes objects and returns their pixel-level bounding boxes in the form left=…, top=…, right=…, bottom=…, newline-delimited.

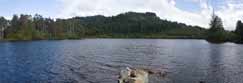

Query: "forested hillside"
left=0, top=12, right=206, bottom=40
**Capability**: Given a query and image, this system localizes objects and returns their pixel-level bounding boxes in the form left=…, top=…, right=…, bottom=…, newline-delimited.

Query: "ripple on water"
left=1, top=39, right=243, bottom=83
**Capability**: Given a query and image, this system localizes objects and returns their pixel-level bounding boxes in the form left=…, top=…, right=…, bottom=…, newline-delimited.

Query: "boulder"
left=118, top=67, right=148, bottom=83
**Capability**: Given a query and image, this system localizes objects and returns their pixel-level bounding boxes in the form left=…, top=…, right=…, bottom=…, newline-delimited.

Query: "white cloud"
left=57, top=0, right=243, bottom=30
left=216, top=1, right=243, bottom=30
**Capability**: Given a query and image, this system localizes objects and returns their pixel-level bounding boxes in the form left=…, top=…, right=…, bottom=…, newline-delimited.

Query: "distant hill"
left=70, top=12, right=207, bottom=38
left=1, top=12, right=207, bottom=40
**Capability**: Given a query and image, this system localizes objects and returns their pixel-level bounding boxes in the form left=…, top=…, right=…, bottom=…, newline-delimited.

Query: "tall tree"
left=209, top=14, right=224, bottom=31
left=206, top=14, right=226, bottom=43
left=33, top=14, right=45, bottom=32
left=0, top=17, right=8, bottom=29
left=235, top=20, right=243, bottom=43
left=0, top=17, right=8, bottom=39
left=235, top=20, right=243, bottom=36
left=4, top=15, right=19, bottom=39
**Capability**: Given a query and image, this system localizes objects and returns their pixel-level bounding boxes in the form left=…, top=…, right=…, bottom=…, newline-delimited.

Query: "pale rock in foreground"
left=118, top=67, right=149, bottom=83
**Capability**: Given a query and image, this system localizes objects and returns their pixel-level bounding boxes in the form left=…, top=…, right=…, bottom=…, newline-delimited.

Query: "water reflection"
left=206, top=44, right=225, bottom=83
left=205, top=43, right=243, bottom=83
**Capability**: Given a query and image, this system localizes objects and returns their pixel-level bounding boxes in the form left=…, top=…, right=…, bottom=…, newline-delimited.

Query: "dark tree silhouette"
left=235, top=21, right=243, bottom=36
left=206, top=14, right=227, bottom=43
left=235, top=20, right=243, bottom=43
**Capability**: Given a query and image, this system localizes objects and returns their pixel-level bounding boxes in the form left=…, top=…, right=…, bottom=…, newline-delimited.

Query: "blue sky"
left=175, top=0, right=202, bottom=12
left=0, top=0, right=60, bottom=18
left=0, top=0, right=243, bottom=30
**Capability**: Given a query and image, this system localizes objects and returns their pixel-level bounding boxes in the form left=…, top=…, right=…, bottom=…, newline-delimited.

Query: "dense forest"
left=0, top=12, right=243, bottom=44
left=0, top=12, right=206, bottom=40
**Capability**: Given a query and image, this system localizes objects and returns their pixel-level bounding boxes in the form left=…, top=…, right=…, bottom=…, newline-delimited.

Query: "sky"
left=0, top=0, right=243, bottom=30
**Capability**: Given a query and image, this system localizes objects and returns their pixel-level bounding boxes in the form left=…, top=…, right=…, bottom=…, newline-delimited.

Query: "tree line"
left=1, top=14, right=85, bottom=40
left=206, top=13, right=243, bottom=44
left=0, top=12, right=242, bottom=44
left=0, top=12, right=206, bottom=40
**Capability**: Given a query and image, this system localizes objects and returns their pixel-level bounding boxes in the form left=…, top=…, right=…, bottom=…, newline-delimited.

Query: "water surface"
left=0, top=39, right=243, bottom=83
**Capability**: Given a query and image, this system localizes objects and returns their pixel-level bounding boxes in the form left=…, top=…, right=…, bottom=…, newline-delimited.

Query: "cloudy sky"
left=0, top=0, right=243, bottom=30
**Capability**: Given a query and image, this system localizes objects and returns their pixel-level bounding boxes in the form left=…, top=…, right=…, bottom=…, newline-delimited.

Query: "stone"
left=118, top=67, right=149, bottom=83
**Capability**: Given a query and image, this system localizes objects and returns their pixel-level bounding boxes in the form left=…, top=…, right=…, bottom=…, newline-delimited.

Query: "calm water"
left=0, top=39, right=243, bottom=83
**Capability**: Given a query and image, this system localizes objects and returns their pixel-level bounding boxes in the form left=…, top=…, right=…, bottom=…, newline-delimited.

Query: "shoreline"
left=1, top=36, right=241, bottom=44
left=0, top=37, right=204, bottom=41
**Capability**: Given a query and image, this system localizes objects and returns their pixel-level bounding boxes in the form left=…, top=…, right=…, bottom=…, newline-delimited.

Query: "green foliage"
left=0, top=17, right=8, bottom=28
left=206, top=14, right=227, bottom=43
left=234, top=20, right=243, bottom=43
left=2, top=12, right=207, bottom=40
left=4, top=12, right=243, bottom=44
left=74, top=12, right=206, bottom=38
left=32, top=30, right=49, bottom=40
left=0, top=17, right=8, bottom=39
left=209, top=15, right=224, bottom=31
left=225, top=31, right=238, bottom=42
left=206, top=30, right=227, bottom=43
left=235, top=21, right=243, bottom=35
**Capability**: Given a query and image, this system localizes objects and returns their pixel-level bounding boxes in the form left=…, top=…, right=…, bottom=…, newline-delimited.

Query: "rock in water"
left=118, top=67, right=148, bottom=83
